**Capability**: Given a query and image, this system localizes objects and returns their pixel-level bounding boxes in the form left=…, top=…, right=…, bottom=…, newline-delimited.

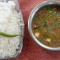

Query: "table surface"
left=9, top=0, right=60, bottom=60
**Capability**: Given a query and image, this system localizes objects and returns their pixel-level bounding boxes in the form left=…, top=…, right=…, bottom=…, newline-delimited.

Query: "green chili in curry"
left=32, top=5, right=60, bottom=47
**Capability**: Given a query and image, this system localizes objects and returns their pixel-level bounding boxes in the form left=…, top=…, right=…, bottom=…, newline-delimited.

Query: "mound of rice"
left=0, top=1, right=23, bottom=58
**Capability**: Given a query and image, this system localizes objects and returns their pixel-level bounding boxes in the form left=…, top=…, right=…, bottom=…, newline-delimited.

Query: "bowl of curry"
left=28, top=1, right=60, bottom=51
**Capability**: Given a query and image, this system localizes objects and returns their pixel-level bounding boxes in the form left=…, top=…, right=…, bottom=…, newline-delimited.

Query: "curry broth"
left=32, top=5, right=60, bottom=47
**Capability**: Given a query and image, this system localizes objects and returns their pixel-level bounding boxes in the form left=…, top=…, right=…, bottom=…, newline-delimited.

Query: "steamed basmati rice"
left=0, top=1, right=22, bottom=58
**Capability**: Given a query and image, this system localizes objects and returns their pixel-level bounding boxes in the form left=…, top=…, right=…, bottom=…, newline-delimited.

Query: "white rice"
left=0, top=1, right=22, bottom=58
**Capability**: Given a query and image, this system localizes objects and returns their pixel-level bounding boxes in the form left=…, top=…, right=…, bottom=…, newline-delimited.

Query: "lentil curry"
left=32, top=5, right=60, bottom=47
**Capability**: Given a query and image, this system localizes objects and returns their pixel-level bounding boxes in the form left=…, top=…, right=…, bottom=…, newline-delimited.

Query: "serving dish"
left=28, top=1, right=60, bottom=51
left=0, top=0, right=24, bottom=59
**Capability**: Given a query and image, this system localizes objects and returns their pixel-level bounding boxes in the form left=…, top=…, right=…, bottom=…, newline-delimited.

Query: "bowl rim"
left=28, top=1, right=60, bottom=51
